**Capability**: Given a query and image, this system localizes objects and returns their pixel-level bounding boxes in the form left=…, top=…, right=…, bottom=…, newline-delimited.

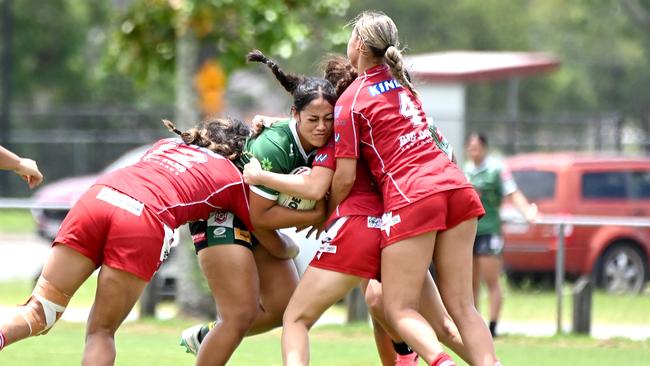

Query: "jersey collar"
left=361, top=64, right=389, bottom=78
left=289, top=119, right=312, bottom=162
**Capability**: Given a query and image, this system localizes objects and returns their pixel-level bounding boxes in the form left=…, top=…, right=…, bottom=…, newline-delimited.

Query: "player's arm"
left=252, top=227, right=300, bottom=259
left=329, top=158, right=357, bottom=216
left=0, top=145, right=43, bottom=188
left=248, top=191, right=326, bottom=230
left=243, top=157, right=333, bottom=200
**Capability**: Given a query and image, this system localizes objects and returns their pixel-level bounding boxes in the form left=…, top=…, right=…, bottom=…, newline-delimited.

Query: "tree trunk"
left=174, top=26, right=216, bottom=319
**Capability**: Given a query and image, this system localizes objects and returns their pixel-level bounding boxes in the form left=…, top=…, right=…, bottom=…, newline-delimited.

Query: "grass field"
left=1, top=319, right=649, bottom=365
left=0, top=209, right=34, bottom=234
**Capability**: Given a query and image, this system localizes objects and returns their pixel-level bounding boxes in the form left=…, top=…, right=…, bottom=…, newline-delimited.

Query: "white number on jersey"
left=399, top=92, right=425, bottom=127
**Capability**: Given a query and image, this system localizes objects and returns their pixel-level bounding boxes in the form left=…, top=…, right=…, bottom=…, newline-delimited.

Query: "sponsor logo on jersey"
left=314, top=153, right=328, bottom=163
left=399, top=129, right=433, bottom=149
left=191, top=232, right=206, bottom=243
left=368, top=79, right=403, bottom=96
left=212, top=227, right=227, bottom=238
left=367, top=216, right=382, bottom=229
left=334, top=106, right=343, bottom=119
left=234, top=228, right=252, bottom=243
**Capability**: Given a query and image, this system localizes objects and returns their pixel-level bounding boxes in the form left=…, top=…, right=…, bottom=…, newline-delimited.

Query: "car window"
left=582, top=172, right=627, bottom=199
left=629, top=171, right=650, bottom=199
left=511, top=170, right=556, bottom=200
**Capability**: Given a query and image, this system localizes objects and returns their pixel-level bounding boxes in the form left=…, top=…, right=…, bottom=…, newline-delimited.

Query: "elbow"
left=304, top=185, right=328, bottom=201
left=251, top=213, right=274, bottom=230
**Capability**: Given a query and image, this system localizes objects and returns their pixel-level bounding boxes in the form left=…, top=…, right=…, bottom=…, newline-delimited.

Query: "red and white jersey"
left=334, top=64, right=471, bottom=211
left=96, top=138, right=252, bottom=230
left=312, top=137, right=383, bottom=224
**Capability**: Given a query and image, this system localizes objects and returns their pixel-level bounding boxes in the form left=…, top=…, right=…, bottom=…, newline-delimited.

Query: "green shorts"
left=190, top=211, right=253, bottom=253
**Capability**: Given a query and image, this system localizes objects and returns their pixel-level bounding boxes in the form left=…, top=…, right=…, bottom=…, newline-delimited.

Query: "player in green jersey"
left=181, top=51, right=336, bottom=366
left=464, top=132, right=538, bottom=337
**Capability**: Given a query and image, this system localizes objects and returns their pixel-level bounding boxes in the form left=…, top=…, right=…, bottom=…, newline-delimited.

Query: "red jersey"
left=334, top=64, right=471, bottom=211
left=96, top=138, right=252, bottom=230
left=312, top=138, right=383, bottom=224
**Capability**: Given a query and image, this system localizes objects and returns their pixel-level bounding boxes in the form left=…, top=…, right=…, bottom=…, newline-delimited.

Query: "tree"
left=108, top=0, right=349, bottom=317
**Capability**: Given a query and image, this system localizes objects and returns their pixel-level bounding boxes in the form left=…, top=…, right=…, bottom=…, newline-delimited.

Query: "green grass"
left=0, top=276, right=98, bottom=307
left=1, top=320, right=648, bottom=365
left=0, top=209, right=35, bottom=234
left=483, top=285, right=650, bottom=325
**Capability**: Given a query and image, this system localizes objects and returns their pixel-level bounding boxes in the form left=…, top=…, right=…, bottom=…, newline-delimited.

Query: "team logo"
left=368, top=79, right=403, bottom=97
left=213, top=211, right=228, bottom=224
left=261, top=157, right=273, bottom=171
left=381, top=212, right=401, bottom=236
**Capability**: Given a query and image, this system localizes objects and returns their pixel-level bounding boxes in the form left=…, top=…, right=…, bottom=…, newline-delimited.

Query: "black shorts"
left=473, top=234, right=504, bottom=256
left=190, top=211, right=253, bottom=253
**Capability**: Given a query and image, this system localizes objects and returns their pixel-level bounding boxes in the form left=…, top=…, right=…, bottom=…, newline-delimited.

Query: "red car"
left=502, top=153, right=650, bottom=294
left=30, top=145, right=151, bottom=240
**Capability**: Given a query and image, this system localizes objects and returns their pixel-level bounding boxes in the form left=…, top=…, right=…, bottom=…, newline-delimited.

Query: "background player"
left=464, top=132, right=538, bottom=337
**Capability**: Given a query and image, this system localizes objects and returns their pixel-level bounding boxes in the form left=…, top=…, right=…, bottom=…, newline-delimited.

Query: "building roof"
left=406, top=51, right=560, bottom=82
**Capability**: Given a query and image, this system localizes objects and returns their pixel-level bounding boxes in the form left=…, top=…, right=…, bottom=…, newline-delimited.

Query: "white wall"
left=417, top=83, right=466, bottom=163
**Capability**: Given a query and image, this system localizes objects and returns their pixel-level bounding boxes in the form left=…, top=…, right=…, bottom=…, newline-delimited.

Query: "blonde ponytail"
left=384, top=46, right=417, bottom=96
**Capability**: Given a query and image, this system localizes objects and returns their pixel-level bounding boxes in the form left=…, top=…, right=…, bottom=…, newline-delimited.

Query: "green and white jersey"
left=236, top=119, right=314, bottom=201
left=427, top=118, right=453, bottom=161
left=464, top=157, right=518, bottom=235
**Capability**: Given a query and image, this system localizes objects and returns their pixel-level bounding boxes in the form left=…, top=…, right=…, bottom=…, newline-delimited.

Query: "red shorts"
left=309, top=215, right=382, bottom=280
left=54, top=185, right=174, bottom=281
left=381, top=187, right=485, bottom=247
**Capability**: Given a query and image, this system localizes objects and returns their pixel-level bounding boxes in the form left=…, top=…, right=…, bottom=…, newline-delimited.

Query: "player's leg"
left=82, top=264, right=147, bottom=366
left=477, top=253, right=503, bottom=337
left=363, top=279, right=418, bottom=366
left=0, top=244, right=95, bottom=349
left=381, top=231, right=452, bottom=365
left=418, top=271, right=470, bottom=363
left=434, top=219, right=497, bottom=366
left=248, top=233, right=299, bottom=334
left=282, top=266, right=360, bottom=366
left=195, top=244, right=260, bottom=366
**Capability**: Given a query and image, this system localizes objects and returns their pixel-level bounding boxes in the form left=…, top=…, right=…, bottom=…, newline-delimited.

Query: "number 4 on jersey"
left=399, top=92, right=424, bottom=127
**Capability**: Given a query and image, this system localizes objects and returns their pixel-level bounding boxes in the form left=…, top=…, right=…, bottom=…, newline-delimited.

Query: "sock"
left=392, top=341, right=413, bottom=355
left=430, top=352, right=455, bottom=366
left=197, top=321, right=216, bottom=343
left=489, top=321, right=497, bottom=337
left=0, top=331, right=5, bottom=351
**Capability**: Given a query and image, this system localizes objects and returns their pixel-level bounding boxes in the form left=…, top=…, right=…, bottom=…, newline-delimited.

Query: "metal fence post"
left=555, top=223, right=565, bottom=334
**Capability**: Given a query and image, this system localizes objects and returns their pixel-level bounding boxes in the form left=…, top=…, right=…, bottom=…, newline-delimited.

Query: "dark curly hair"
left=162, top=117, right=250, bottom=161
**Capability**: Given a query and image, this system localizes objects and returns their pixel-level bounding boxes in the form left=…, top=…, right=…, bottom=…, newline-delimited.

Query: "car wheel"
left=599, top=243, right=647, bottom=294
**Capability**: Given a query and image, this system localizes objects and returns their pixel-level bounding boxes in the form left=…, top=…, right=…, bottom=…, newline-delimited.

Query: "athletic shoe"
left=395, top=352, right=419, bottom=366
left=179, top=323, right=206, bottom=355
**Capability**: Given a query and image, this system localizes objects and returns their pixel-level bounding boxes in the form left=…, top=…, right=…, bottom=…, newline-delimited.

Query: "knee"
left=282, top=307, right=318, bottom=330
left=433, top=318, right=462, bottom=346
left=220, top=303, right=258, bottom=335
left=364, top=288, right=384, bottom=320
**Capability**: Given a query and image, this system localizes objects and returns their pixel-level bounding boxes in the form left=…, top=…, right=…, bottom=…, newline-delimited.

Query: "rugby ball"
left=277, top=166, right=317, bottom=210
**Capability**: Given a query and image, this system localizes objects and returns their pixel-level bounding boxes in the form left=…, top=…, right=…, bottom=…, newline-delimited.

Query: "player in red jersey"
left=0, top=116, right=297, bottom=365
left=330, top=11, right=499, bottom=366
left=239, top=57, right=470, bottom=366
